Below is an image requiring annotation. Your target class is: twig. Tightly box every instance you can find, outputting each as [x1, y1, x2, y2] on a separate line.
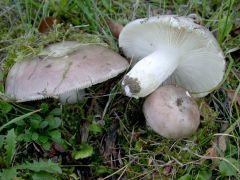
[102, 162, 131, 180]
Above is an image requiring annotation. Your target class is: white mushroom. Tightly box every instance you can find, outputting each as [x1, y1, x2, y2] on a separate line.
[119, 15, 225, 98]
[143, 85, 200, 139]
[6, 41, 129, 103]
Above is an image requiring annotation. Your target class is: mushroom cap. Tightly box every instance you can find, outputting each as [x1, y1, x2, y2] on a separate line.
[119, 15, 225, 97]
[6, 42, 129, 102]
[143, 85, 200, 139]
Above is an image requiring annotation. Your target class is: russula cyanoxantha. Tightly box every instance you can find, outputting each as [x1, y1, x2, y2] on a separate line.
[143, 85, 200, 139]
[5, 41, 129, 103]
[119, 15, 225, 98]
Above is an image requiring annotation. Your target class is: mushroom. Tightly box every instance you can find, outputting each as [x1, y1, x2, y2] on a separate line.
[143, 85, 200, 139]
[119, 15, 225, 98]
[5, 41, 129, 103]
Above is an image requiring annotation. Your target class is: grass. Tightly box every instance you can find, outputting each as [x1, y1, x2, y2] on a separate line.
[0, 0, 239, 179]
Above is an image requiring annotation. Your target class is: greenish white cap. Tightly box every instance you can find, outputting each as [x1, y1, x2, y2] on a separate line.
[119, 15, 225, 98]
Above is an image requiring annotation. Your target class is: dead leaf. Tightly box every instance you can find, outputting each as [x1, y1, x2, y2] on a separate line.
[203, 144, 219, 169]
[53, 143, 65, 153]
[38, 16, 58, 33]
[100, 119, 119, 167]
[226, 89, 240, 106]
[205, 135, 227, 159]
[148, 157, 153, 165]
[106, 18, 123, 39]
[163, 165, 173, 176]
[232, 27, 240, 36]
[79, 119, 89, 143]
[206, 147, 217, 158]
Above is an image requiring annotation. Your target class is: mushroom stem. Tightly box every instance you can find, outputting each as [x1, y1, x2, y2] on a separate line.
[122, 49, 178, 98]
[59, 89, 85, 104]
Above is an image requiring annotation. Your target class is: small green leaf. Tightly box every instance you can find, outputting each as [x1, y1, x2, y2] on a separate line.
[47, 117, 62, 130]
[219, 158, 239, 177]
[31, 132, 39, 141]
[17, 159, 62, 174]
[30, 119, 41, 129]
[39, 135, 48, 144]
[135, 140, 144, 152]
[16, 134, 25, 141]
[40, 120, 49, 129]
[0, 168, 17, 180]
[73, 143, 93, 160]
[23, 129, 34, 142]
[49, 108, 62, 116]
[29, 114, 42, 122]
[0, 101, 12, 114]
[15, 119, 26, 126]
[178, 174, 192, 180]
[5, 129, 17, 166]
[89, 121, 102, 134]
[94, 165, 112, 176]
[22, 131, 32, 142]
[42, 141, 51, 151]
[40, 103, 49, 113]
[195, 170, 212, 180]
[49, 130, 61, 141]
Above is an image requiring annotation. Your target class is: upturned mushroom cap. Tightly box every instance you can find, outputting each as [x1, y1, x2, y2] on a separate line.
[143, 85, 200, 139]
[119, 15, 225, 98]
[5, 42, 129, 102]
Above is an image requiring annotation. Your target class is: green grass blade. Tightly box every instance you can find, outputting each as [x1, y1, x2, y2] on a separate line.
[0, 109, 41, 132]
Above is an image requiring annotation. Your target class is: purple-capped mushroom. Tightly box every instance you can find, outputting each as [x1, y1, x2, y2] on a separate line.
[143, 85, 200, 139]
[6, 41, 129, 103]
